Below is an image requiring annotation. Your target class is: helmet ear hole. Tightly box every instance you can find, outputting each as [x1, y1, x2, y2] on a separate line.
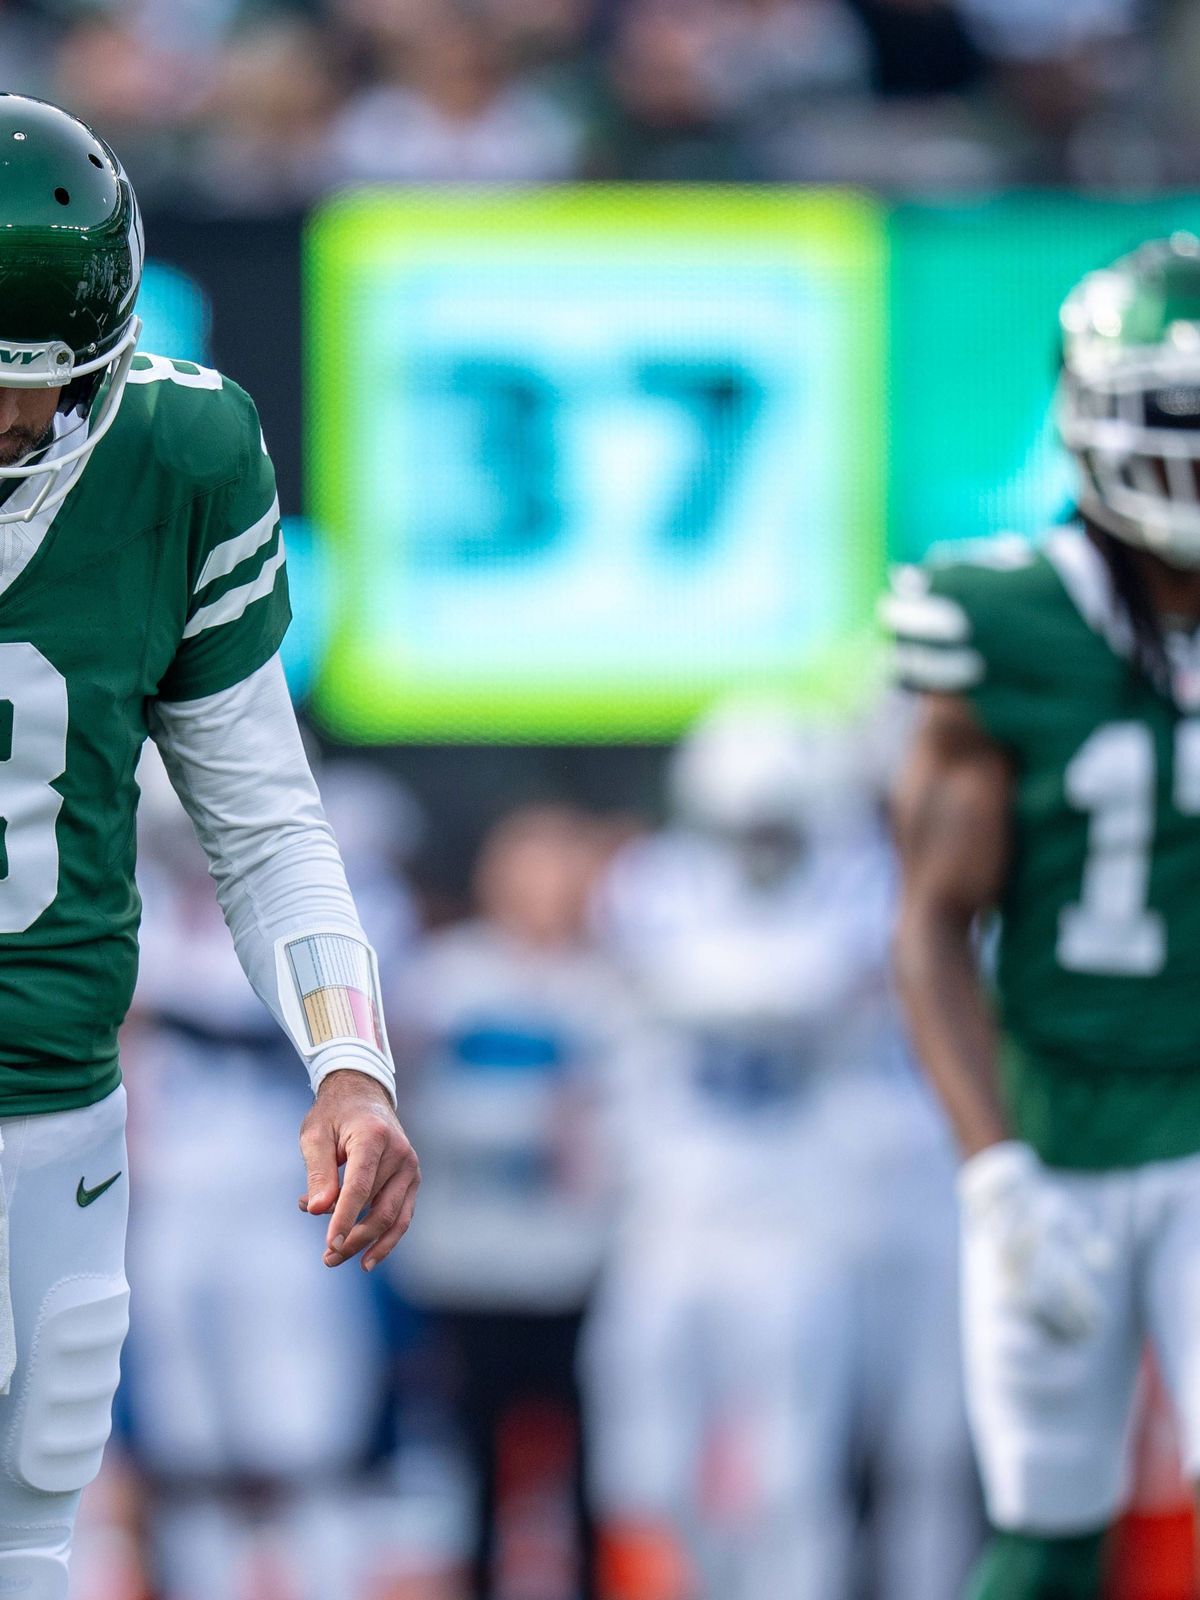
[53, 187, 68, 205]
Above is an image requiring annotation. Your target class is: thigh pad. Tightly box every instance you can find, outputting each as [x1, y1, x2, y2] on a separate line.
[12, 1275, 129, 1494]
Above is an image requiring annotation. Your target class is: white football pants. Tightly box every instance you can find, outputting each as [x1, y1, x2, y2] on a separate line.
[964, 1148, 1200, 1533]
[585, 1074, 976, 1600]
[0, 1086, 129, 1598]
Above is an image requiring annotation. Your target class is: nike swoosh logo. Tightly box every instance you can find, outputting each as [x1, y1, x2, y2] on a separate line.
[76, 1172, 121, 1208]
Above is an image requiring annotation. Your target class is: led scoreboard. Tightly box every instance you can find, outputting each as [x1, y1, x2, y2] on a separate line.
[307, 187, 885, 742]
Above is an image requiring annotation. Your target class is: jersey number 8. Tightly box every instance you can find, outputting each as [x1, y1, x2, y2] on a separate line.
[0, 644, 67, 934]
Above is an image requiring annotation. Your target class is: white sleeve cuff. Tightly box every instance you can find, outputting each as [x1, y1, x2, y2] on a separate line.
[309, 1042, 397, 1106]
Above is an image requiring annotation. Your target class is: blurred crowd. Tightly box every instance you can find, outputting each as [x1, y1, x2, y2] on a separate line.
[67, 697, 982, 1600]
[0, 0, 1195, 206]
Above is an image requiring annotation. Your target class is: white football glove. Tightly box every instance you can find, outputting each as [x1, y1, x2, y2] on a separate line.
[958, 1141, 1114, 1343]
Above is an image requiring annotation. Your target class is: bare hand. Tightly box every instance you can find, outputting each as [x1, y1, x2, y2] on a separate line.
[298, 1070, 420, 1271]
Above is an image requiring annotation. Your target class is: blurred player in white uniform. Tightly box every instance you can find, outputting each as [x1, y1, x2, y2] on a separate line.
[390, 805, 637, 1600]
[115, 751, 418, 1600]
[585, 698, 977, 1600]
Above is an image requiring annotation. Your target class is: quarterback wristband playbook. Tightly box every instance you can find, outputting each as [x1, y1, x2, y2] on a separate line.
[275, 928, 396, 1104]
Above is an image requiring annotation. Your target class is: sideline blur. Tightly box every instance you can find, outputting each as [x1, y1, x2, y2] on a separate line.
[2, 0, 1187, 202]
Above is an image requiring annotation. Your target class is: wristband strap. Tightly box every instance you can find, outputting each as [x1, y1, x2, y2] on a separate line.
[274, 928, 396, 1104]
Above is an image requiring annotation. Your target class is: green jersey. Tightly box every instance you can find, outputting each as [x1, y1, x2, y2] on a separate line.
[887, 525, 1200, 1171]
[0, 353, 289, 1115]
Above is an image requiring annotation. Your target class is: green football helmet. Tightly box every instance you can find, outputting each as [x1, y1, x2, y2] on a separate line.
[1059, 234, 1200, 565]
[0, 94, 142, 525]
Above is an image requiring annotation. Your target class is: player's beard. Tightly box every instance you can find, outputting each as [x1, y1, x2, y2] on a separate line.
[0, 421, 54, 468]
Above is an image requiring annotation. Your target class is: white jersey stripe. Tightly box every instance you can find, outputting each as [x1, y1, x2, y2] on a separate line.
[182, 543, 286, 640]
[195, 494, 280, 592]
[879, 590, 972, 644]
[127, 353, 222, 390]
[892, 642, 984, 691]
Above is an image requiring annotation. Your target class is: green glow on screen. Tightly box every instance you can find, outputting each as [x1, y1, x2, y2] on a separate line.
[307, 187, 887, 744]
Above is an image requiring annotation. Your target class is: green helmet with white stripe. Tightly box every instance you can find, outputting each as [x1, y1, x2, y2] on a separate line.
[0, 95, 142, 525]
[1059, 234, 1200, 566]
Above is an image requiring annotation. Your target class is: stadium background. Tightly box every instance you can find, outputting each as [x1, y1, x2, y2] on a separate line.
[7, 0, 1197, 1597]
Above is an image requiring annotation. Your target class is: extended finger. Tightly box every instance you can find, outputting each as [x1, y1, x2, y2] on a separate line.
[324, 1136, 384, 1257]
[325, 1166, 417, 1265]
[299, 1116, 340, 1217]
[362, 1186, 419, 1272]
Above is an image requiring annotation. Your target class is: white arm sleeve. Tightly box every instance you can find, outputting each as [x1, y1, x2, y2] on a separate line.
[147, 653, 396, 1103]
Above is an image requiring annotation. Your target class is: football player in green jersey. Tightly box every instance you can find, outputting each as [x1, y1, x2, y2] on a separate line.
[886, 234, 1200, 1599]
[0, 95, 420, 1596]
